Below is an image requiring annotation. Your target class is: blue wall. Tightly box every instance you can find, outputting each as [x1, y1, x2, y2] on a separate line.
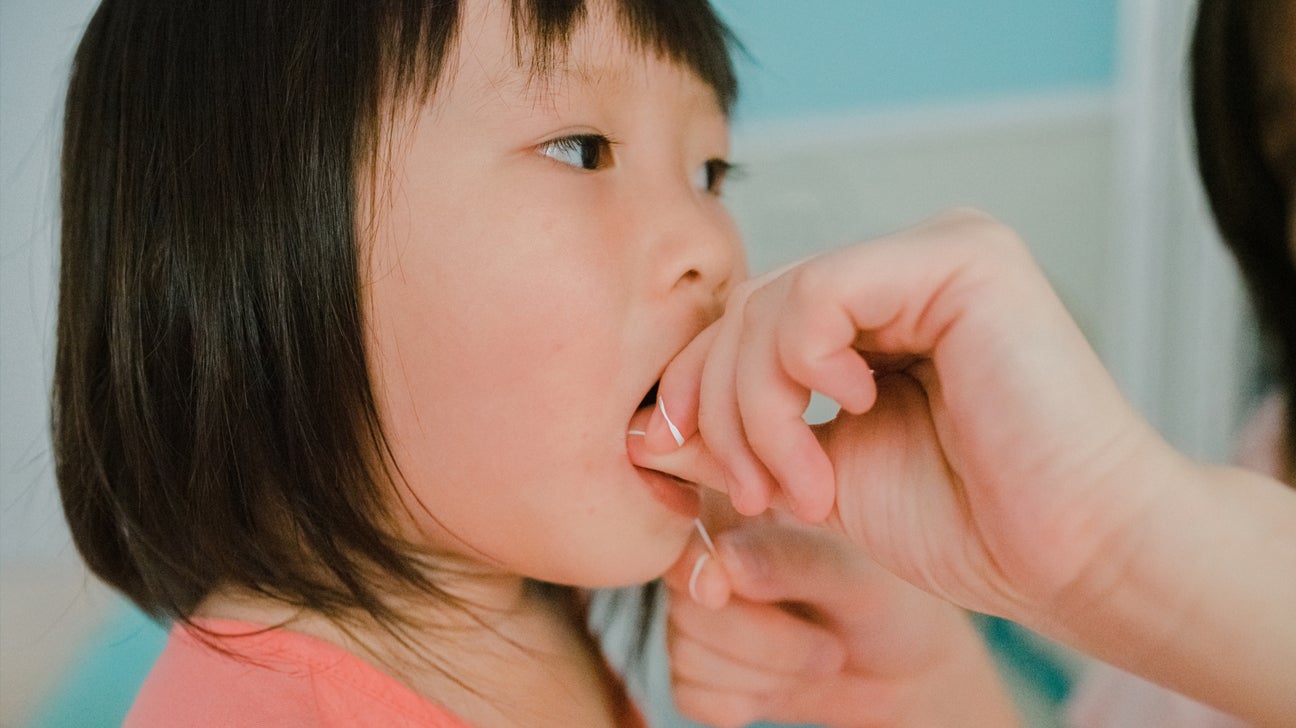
[712, 0, 1119, 122]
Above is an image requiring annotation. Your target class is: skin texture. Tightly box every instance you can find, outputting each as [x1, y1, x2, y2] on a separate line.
[633, 211, 1296, 726]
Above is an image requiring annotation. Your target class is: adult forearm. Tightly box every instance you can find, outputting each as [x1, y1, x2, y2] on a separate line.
[1039, 456, 1296, 726]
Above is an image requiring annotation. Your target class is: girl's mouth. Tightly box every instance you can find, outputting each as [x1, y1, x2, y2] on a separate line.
[638, 380, 660, 411]
[626, 378, 701, 518]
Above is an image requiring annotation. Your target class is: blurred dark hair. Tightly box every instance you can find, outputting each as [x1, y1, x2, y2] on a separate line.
[55, 0, 736, 640]
[1192, 0, 1296, 481]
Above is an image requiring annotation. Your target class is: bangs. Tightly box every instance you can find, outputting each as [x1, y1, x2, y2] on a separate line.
[381, 0, 739, 114]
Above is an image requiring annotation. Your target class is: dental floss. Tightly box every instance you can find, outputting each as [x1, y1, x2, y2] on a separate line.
[693, 518, 717, 557]
[688, 552, 710, 603]
[629, 427, 720, 586]
[689, 519, 718, 603]
[658, 398, 685, 447]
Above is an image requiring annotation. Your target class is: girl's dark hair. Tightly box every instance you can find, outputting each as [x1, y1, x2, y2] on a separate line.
[1192, 0, 1296, 481]
[56, 0, 737, 630]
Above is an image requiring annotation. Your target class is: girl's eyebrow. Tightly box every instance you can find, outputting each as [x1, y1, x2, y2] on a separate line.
[517, 60, 636, 99]
[531, 58, 723, 115]
[508, 61, 638, 112]
[560, 62, 635, 89]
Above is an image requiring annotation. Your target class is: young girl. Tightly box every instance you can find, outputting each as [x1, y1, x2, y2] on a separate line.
[55, 0, 742, 725]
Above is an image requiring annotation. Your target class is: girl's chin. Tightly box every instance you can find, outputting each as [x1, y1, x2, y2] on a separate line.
[561, 530, 694, 590]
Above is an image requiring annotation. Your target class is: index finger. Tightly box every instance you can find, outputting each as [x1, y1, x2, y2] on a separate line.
[642, 324, 719, 454]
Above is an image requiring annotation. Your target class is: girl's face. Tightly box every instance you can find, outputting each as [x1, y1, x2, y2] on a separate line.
[366, 0, 744, 588]
[1254, 1, 1296, 259]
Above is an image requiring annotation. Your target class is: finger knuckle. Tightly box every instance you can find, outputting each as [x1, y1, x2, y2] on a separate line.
[940, 205, 997, 225]
[785, 260, 830, 310]
[927, 210, 1036, 287]
[738, 288, 771, 334]
[946, 210, 1025, 257]
[977, 223, 1029, 263]
[725, 278, 760, 310]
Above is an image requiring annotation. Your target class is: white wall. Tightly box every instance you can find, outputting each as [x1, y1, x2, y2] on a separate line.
[1, 0, 101, 561]
[2, 1, 107, 723]
[729, 92, 1119, 354]
[1109, 0, 1253, 460]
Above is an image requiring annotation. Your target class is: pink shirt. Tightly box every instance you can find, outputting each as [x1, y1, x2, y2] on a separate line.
[126, 619, 646, 727]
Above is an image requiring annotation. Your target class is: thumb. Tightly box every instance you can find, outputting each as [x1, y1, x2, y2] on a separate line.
[717, 522, 876, 608]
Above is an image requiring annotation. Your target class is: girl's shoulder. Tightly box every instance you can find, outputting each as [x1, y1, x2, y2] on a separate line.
[124, 618, 473, 728]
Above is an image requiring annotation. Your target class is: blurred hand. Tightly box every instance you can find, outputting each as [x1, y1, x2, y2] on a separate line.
[663, 519, 1018, 728]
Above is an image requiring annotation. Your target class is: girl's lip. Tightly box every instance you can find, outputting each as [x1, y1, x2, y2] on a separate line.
[627, 406, 698, 518]
[634, 465, 701, 518]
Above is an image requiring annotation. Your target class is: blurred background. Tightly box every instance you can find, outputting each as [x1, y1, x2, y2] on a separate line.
[1, 0, 1256, 725]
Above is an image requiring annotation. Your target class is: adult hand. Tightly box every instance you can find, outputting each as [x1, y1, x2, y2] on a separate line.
[662, 519, 1018, 728]
[636, 210, 1164, 620]
[631, 211, 1296, 725]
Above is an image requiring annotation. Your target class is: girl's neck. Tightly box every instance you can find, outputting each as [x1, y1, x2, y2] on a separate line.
[196, 576, 631, 727]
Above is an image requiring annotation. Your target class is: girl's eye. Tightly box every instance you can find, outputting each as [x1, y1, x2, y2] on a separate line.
[539, 134, 613, 171]
[692, 158, 733, 195]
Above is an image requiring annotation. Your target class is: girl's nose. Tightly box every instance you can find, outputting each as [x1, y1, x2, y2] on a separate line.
[644, 188, 744, 315]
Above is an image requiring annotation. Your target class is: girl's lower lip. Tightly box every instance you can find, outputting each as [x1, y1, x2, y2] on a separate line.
[635, 467, 701, 518]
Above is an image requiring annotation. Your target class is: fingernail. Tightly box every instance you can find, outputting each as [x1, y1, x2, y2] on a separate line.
[657, 397, 685, 447]
[687, 552, 711, 604]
